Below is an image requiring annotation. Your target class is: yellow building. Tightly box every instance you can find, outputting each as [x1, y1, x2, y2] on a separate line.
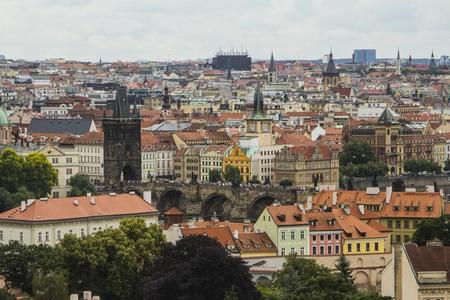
[223, 145, 251, 182]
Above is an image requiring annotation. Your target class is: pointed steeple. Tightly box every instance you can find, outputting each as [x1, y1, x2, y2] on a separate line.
[408, 55, 412, 65]
[325, 51, 337, 74]
[250, 79, 267, 120]
[378, 107, 399, 125]
[429, 51, 437, 69]
[397, 50, 400, 60]
[112, 86, 130, 119]
[268, 52, 276, 73]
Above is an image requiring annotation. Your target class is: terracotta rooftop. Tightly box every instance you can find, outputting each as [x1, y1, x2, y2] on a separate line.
[404, 243, 450, 283]
[234, 232, 277, 254]
[266, 205, 308, 226]
[0, 193, 158, 222]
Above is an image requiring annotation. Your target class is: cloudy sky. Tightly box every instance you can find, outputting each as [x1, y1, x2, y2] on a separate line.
[1, 0, 449, 62]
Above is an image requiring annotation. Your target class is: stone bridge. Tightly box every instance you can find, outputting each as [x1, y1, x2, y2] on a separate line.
[119, 182, 309, 220]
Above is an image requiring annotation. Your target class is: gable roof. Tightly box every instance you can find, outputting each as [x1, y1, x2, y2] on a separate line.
[0, 193, 158, 222]
[404, 243, 450, 283]
[266, 205, 308, 226]
[28, 118, 95, 135]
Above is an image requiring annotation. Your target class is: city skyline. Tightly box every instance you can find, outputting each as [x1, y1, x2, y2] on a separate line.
[1, 0, 450, 61]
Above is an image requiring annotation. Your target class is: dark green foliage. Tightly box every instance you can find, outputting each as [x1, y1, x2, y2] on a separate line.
[0, 149, 57, 211]
[57, 218, 165, 300]
[69, 174, 96, 196]
[224, 165, 242, 187]
[249, 175, 261, 184]
[412, 216, 450, 245]
[0, 289, 15, 300]
[335, 254, 353, 284]
[0, 241, 62, 294]
[259, 256, 387, 300]
[279, 179, 293, 187]
[404, 159, 441, 175]
[392, 179, 405, 192]
[142, 235, 261, 300]
[340, 141, 376, 166]
[32, 272, 68, 300]
[208, 169, 222, 182]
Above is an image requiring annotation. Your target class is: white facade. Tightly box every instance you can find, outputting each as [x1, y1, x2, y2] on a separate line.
[142, 149, 174, 181]
[76, 144, 104, 185]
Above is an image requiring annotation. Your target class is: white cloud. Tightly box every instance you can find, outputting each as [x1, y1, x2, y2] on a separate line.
[0, 0, 449, 61]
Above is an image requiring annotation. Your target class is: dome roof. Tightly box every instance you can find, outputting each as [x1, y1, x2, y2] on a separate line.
[0, 107, 9, 126]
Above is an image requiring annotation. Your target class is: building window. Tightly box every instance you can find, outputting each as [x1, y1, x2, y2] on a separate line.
[52, 158, 58, 164]
[347, 243, 352, 253]
[45, 232, 49, 242]
[38, 232, 42, 242]
[281, 231, 286, 240]
[300, 231, 305, 239]
[320, 246, 324, 255]
[387, 220, 393, 228]
[0, 230, 3, 241]
[320, 235, 324, 241]
[312, 246, 317, 255]
[81, 228, 85, 237]
[374, 242, 379, 251]
[404, 235, 410, 242]
[335, 245, 340, 254]
[290, 247, 296, 254]
[66, 168, 72, 175]
[312, 235, 316, 241]
[66, 157, 72, 163]
[365, 243, 370, 252]
[327, 234, 332, 241]
[413, 220, 419, 229]
[19, 232, 23, 242]
[404, 221, 410, 229]
[395, 235, 401, 243]
[356, 243, 361, 252]
[281, 248, 285, 256]
[52, 191, 59, 198]
[263, 216, 265, 221]
[327, 245, 332, 254]
[395, 220, 401, 229]
[335, 234, 339, 240]
[300, 247, 305, 255]
[57, 231, 61, 241]
[290, 231, 295, 240]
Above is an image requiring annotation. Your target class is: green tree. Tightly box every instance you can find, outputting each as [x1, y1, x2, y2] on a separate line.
[392, 179, 405, 192]
[340, 141, 375, 166]
[279, 179, 293, 187]
[444, 159, 450, 172]
[208, 169, 222, 183]
[0, 148, 25, 193]
[69, 174, 96, 196]
[224, 165, 241, 187]
[57, 218, 165, 299]
[335, 254, 354, 285]
[404, 159, 441, 175]
[32, 272, 68, 300]
[249, 175, 261, 184]
[0, 289, 14, 300]
[412, 216, 450, 246]
[142, 235, 260, 300]
[22, 152, 57, 197]
[0, 241, 61, 294]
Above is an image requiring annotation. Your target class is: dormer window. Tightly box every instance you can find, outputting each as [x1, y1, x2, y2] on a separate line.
[393, 206, 400, 211]
[277, 214, 286, 222]
[293, 214, 302, 221]
[427, 206, 433, 212]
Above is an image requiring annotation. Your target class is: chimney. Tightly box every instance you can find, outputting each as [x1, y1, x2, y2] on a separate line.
[26, 199, 35, 207]
[405, 187, 416, 192]
[358, 204, 365, 215]
[306, 196, 313, 210]
[332, 191, 338, 206]
[20, 201, 26, 212]
[385, 186, 392, 204]
[343, 205, 350, 215]
[86, 192, 92, 197]
[143, 191, 152, 204]
[83, 291, 92, 300]
[233, 229, 239, 239]
[92, 297, 100, 300]
[366, 187, 380, 195]
[70, 295, 79, 300]
[90, 197, 96, 205]
[426, 240, 443, 247]
[297, 203, 305, 213]
[426, 185, 435, 193]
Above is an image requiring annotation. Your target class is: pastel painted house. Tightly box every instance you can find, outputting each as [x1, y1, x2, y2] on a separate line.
[254, 204, 309, 256]
[306, 211, 343, 256]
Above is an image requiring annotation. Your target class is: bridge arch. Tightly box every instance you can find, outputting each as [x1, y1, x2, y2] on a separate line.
[248, 194, 278, 220]
[157, 188, 185, 213]
[202, 193, 232, 220]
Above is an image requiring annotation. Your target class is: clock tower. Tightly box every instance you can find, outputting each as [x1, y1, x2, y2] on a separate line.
[245, 80, 273, 146]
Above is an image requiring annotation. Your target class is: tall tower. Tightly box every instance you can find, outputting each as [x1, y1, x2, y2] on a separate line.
[396, 50, 401, 75]
[322, 50, 339, 89]
[429, 51, 437, 69]
[162, 86, 171, 112]
[103, 86, 142, 186]
[268, 52, 277, 84]
[245, 80, 274, 146]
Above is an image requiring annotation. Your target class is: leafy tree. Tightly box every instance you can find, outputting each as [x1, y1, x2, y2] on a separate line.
[340, 141, 375, 166]
[69, 174, 96, 196]
[444, 159, 450, 172]
[57, 218, 165, 300]
[0, 148, 25, 193]
[412, 216, 450, 245]
[208, 169, 222, 183]
[279, 179, 293, 187]
[142, 235, 260, 300]
[0, 241, 61, 294]
[0, 186, 34, 213]
[0, 289, 14, 300]
[224, 165, 241, 187]
[32, 272, 68, 300]
[22, 152, 57, 197]
[404, 159, 441, 175]
[335, 254, 353, 285]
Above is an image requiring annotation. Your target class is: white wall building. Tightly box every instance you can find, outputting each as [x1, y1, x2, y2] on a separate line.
[0, 193, 159, 246]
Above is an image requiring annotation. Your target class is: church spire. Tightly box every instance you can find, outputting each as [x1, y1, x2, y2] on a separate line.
[268, 52, 276, 72]
[112, 86, 130, 119]
[325, 50, 337, 74]
[250, 79, 267, 119]
[396, 50, 401, 75]
[429, 50, 437, 69]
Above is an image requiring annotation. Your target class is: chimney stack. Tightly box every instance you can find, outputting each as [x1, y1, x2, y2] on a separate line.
[386, 186, 392, 204]
[233, 229, 239, 239]
[143, 191, 152, 204]
[332, 191, 338, 206]
[20, 201, 26, 212]
[83, 291, 92, 300]
[306, 196, 313, 210]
